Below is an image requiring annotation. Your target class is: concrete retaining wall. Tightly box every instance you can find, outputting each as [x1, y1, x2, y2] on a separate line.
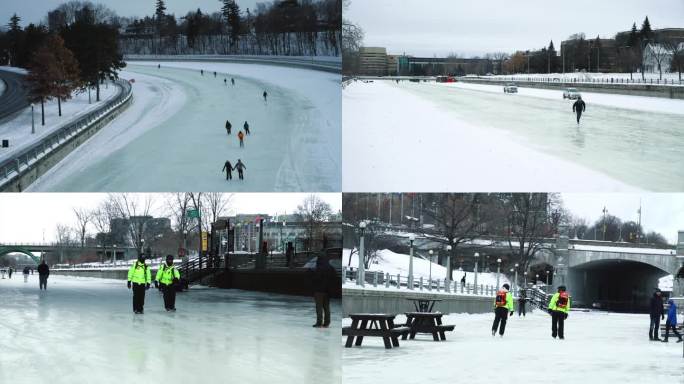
[52, 269, 132, 280]
[342, 287, 503, 316]
[458, 78, 684, 99]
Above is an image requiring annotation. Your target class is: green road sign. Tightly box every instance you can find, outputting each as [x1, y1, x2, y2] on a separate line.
[187, 209, 200, 218]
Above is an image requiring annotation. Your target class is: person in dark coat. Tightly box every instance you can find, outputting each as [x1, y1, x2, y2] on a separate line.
[649, 288, 665, 341]
[263, 91, 268, 102]
[37, 260, 50, 290]
[231, 78, 235, 86]
[224, 78, 227, 86]
[518, 290, 527, 317]
[222, 160, 233, 180]
[662, 299, 683, 343]
[312, 256, 336, 328]
[243, 121, 250, 135]
[460, 273, 466, 288]
[22, 266, 29, 282]
[572, 96, 586, 124]
[7, 267, 12, 279]
[225, 120, 232, 135]
[234, 159, 246, 180]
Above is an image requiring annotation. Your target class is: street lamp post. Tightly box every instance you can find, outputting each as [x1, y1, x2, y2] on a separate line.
[473, 252, 479, 294]
[112, 244, 117, 264]
[428, 249, 434, 287]
[514, 263, 519, 296]
[496, 258, 502, 289]
[30, 104, 35, 134]
[357, 221, 366, 286]
[446, 245, 452, 286]
[408, 234, 415, 290]
[546, 270, 550, 293]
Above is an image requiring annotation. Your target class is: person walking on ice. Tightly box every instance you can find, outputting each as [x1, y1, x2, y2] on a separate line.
[231, 78, 235, 86]
[155, 255, 180, 312]
[37, 259, 50, 290]
[225, 120, 232, 135]
[491, 283, 514, 337]
[661, 299, 683, 343]
[649, 288, 665, 341]
[23, 266, 29, 283]
[572, 96, 586, 124]
[8, 267, 12, 279]
[224, 78, 227, 86]
[234, 159, 246, 180]
[127, 255, 151, 314]
[518, 289, 527, 317]
[238, 131, 245, 148]
[222, 160, 233, 180]
[263, 91, 268, 102]
[549, 285, 571, 339]
[243, 121, 250, 135]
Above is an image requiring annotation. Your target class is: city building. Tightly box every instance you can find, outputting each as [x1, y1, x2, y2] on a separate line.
[359, 47, 388, 76]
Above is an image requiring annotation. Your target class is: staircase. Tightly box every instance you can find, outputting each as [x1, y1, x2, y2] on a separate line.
[524, 287, 551, 313]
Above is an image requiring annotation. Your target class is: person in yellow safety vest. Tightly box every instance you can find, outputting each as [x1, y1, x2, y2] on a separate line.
[491, 283, 515, 337]
[548, 285, 571, 339]
[155, 255, 181, 312]
[127, 255, 151, 314]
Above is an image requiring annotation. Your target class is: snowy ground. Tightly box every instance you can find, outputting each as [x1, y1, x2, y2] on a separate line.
[0, 275, 341, 384]
[0, 84, 118, 163]
[343, 80, 684, 191]
[343, 310, 683, 384]
[30, 61, 340, 192]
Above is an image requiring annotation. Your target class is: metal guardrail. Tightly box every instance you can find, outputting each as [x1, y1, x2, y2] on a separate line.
[0, 80, 133, 188]
[463, 75, 683, 87]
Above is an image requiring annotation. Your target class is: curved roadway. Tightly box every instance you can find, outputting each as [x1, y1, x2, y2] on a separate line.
[0, 70, 29, 122]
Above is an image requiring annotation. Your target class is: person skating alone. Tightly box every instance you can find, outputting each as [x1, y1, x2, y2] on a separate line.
[222, 160, 234, 180]
[238, 131, 245, 148]
[263, 91, 268, 102]
[8, 267, 12, 279]
[572, 96, 586, 124]
[234, 159, 246, 180]
[461, 273, 466, 288]
[37, 260, 49, 290]
[491, 283, 514, 337]
[549, 285, 571, 339]
[23, 266, 29, 283]
[127, 255, 151, 314]
[200, 69, 204, 76]
[213, 71, 217, 77]
[518, 290, 527, 317]
[312, 256, 336, 328]
[225, 120, 232, 135]
[231, 78, 235, 86]
[649, 288, 665, 341]
[224, 78, 227, 86]
[661, 299, 683, 343]
[155, 255, 180, 312]
[243, 121, 250, 135]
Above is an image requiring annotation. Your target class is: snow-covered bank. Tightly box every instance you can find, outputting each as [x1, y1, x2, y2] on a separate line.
[343, 311, 683, 383]
[30, 61, 340, 192]
[0, 274, 341, 384]
[343, 80, 640, 192]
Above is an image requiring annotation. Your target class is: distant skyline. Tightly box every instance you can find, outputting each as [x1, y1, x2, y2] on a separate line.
[346, 0, 684, 57]
[1, 0, 262, 28]
[0, 193, 341, 243]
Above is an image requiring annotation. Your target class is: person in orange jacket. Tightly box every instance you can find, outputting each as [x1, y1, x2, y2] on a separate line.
[238, 130, 245, 148]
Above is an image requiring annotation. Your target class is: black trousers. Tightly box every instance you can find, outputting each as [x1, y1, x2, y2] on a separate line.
[664, 322, 682, 341]
[492, 307, 509, 335]
[649, 314, 662, 339]
[238, 170, 244, 180]
[314, 292, 331, 326]
[518, 301, 526, 316]
[225, 170, 232, 180]
[575, 111, 582, 123]
[162, 284, 177, 310]
[551, 310, 565, 338]
[39, 275, 48, 290]
[132, 283, 146, 313]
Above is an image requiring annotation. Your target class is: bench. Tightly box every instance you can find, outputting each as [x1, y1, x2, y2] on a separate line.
[343, 326, 411, 349]
[402, 312, 455, 341]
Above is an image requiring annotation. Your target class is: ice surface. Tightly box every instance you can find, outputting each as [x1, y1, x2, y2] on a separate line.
[343, 311, 683, 383]
[0, 275, 341, 384]
[29, 61, 340, 192]
[0, 77, 5, 96]
[0, 66, 28, 75]
[343, 80, 684, 191]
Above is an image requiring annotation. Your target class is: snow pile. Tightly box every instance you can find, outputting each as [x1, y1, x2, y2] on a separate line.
[344, 248, 510, 287]
[659, 274, 674, 292]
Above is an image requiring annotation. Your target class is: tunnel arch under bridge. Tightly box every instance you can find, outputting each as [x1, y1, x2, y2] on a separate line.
[0, 246, 42, 264]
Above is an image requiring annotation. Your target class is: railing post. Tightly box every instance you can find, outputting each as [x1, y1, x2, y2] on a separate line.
[419, 276, 423, 290]
[342, 266, 347, 282]
[444, 278, 449, 293]
[385, 272, 390, 288]
[373, 271, 378, 287]
[397, 273, 401, 289]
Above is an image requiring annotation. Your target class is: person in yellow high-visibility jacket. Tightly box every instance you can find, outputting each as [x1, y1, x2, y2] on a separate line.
[491, 284, 515, 337]
[548, 285, 571, 339]
[127, 255, 151, 314]
[155, 255, 181, 312]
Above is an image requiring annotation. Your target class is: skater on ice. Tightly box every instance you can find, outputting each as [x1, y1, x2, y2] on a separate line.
[214, 71, 217, 77]
[311, 255, 336, 328]
[155, 255, 180, 312]
[23, 266, 29, 282]
[244, 121, 250, 135]
[222, 160, 234, 180]
[263, 91, 268, 102]
[518, 290, 527, 317]
[649, 288, 665, 341]
[224, 78, 227, 86]
[37, 260, 49, 290]
[201, 69, 204, 76]
[491, 283, 514, 337]
[225, 120, 232, 135]
[572, 96, 586, 124]
[661, 299, 683, 343]
[8, 266, 12, 279]
[238, 131, 245, 148]
[234, 159, 247, 180]
[127, 255, 151, 314]
[231, 78, 235, 86]
[460, 273, 466, 288]
[548, 285, 570, 339]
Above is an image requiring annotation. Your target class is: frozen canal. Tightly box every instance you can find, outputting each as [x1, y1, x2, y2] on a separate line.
[343, 310, 682, 384]
[31, 61, 340, 192]
[343, 80, 684, 191]
[0, 275, 341, 384]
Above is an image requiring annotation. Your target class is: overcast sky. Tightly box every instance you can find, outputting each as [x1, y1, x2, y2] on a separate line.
[1, 0, 262, 27]
[561, 193, 684, 244]
[346, 0, 684, 57]
[0, 193, 341, 243]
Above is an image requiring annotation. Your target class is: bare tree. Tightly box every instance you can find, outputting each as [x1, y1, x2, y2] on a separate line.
[73, 207, 92, 248]
[109, 194, 155, 253]
[490, 52, 509, 75]
[91, 200, 117, 262]
[667, 41, 684, 82]
[647, 43, 672, 80]
[295, 194, 333, 250]
[165, 193, 195, 249]
[55, 223, 76, 264]
[201, 192, 233, 228]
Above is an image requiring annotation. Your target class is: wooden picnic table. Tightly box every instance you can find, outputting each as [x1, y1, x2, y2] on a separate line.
[406, 298, 442, 312]
[342, 313, 410, 349]
[403, 311, 455, 341]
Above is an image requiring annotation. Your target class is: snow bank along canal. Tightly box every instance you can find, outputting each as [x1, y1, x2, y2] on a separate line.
[30, 61, 340, 192]
[0, 275, 341, 384]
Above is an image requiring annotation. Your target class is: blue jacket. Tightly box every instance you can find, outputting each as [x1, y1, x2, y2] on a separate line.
[666, 299, 678, 325]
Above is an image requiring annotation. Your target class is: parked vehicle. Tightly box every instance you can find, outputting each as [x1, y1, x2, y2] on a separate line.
[563, 87, 581, 99]
[503, 83, 518, 93]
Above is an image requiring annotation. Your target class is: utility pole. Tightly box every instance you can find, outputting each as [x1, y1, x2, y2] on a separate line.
[388, 193, 392, 225]
[637, 201, 642, 244]
[602, 206, 608, 241]
[400, 193, 404, 225]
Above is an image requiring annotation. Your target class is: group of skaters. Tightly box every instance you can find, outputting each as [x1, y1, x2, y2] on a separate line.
[649, 288, 682, 343]
[221, 120, 251, 180]
[127, 254, 180, 314]
[0, 261, 51, 289]
[490, 284, 570, 339]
